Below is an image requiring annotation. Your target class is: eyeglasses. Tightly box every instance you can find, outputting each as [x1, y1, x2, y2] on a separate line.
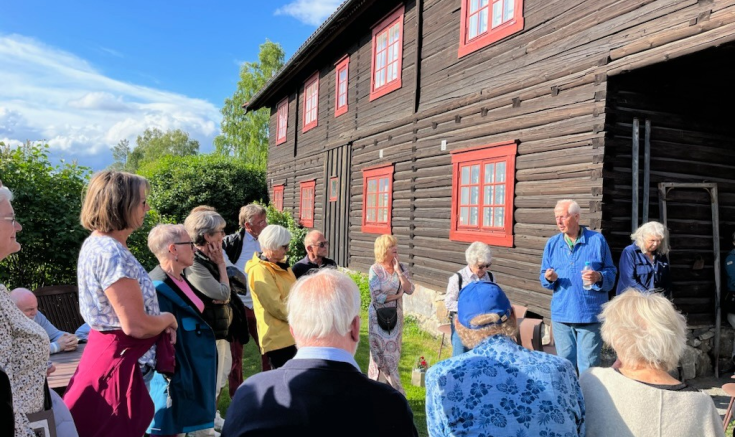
[477, 263, 492, 270]
[281, 245, 290, 251]
[312, 241, 329, 248]
[0, 215, 16, 226]
[174, 241, 196, 249]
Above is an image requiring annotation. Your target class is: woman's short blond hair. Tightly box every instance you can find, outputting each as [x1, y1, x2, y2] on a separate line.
[80, 171, 150, 232]
[148, 224, 188, 259]
[632, 221, 670, 255]
[600, 289, 686, 371]
[184, 210, 226, 246]
[456, 313, 518, 349]
[374, 235, 398, 263]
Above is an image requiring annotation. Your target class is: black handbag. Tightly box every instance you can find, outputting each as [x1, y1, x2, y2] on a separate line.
[374, 280, 400, 333]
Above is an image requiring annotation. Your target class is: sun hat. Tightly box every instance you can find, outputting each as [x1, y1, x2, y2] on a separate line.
[457, 281, 512, 329]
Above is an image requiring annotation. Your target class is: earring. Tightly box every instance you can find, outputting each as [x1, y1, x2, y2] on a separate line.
[175, 255, 179, 262]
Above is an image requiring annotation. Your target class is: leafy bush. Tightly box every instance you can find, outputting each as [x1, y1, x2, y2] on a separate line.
[127, 210, 176, 272]
[139, 154, 267, 232]
[0, 142, 91, 289]
[347, 271, 371, 311]
[260, 203, 307, 266]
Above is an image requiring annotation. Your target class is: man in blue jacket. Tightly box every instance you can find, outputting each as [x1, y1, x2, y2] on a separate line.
[540, 199, 617, 374]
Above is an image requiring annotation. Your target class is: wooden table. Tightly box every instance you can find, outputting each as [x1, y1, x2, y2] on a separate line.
[48, 343, 86, 391]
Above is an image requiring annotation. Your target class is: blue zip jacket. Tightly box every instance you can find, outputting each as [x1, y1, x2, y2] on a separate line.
[540, 227, 617, 323]
[147, 271, 217, 435]
[616, 243, 671, 297]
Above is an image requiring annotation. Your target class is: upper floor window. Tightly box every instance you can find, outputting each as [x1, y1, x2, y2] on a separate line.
[361, 164, 394, 234]
[458, 0, 524, 58]
[369, 5, 404, 101]
[335, 56, 349, 117]
[303, 73, 319, 132]
[450, 141, 517, 247]
[300, 180, 315, 228]
[273, 185, 284, 211]
[276, 98, 288, 145]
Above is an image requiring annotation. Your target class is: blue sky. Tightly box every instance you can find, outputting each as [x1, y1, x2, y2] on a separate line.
[0, 0, 341, 170]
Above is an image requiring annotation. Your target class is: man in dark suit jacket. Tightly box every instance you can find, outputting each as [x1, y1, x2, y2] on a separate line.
[222, 269, 418, 437]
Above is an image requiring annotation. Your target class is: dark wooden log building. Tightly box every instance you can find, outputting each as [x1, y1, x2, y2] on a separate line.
[245, 0, 735, 326]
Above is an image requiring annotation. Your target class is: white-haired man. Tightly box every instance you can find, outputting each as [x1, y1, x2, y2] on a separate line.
[10, 288, 78, 354]
[291, 230, 337, 279]
[540, 199, 616, 374]
[426, 281, 585, 436]
[222, 269, 418, 437]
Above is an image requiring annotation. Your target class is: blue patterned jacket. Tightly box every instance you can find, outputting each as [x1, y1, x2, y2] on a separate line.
[425, 335, 585, 437]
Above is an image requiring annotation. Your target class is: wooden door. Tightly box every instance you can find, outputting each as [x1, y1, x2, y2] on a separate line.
[322, 144, 351, 267]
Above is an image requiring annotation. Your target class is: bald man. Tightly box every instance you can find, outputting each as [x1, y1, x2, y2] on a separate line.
[9, 288, 78, 353]
[291, 230, 337, 279]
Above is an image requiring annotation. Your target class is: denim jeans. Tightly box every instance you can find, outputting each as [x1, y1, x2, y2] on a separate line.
[449, 313, 469, 357]
[551, 321, 602, 374]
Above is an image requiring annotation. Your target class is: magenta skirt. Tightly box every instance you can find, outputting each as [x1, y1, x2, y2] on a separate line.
[63, 329, 157, 437]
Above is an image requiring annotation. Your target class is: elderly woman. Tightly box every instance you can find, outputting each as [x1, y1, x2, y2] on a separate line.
[183, 209, 233, 421]
[616, 221, 672, 297]
[368, 235, 414, 394]
[146, 224, 217, 436]
[444, 241, 495, 356]
[580, 289, 724, 437]
[64, 171, 178, 437]
[0, 181, 49, 437]
[245, 224, 297, 369]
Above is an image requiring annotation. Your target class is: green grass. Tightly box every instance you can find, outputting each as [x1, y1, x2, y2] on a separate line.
[217, 311, 444, 437]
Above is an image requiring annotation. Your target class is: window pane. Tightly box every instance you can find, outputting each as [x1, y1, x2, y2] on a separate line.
[460, 207, 469, 225]
[377, 32, 387, 51]
[492, 0, 502, 27]
[377, 192, 384, 208]
[479, 7, 488, 34]
[471, 165, 480, 184]
[367, 193, 375, 207]
[496, 161, 506, 182]
[495, 185, 505, 205]
[367, 208, 375, 222]
[381, 207, 388, 222]
[470, 0, 480, 12]
[461, 166, 470, 184]
[368, 179, 377, 193]
[484, 185, 494, 205]
[469, 14, 478, 39]
[470, 186, 479, 205]
[483, 207, 492, 227]
[494, 206, 504, 226]
[376, 69, 385, 88]
[469, 207, 478, 226]
[390, 23, 400, 43]
[382, 193, 389, 209]
[461, 187, 469, 205]
[504, 0, 514, 21]
[390, 62, 398, 82]
[484, 163, 495, 183]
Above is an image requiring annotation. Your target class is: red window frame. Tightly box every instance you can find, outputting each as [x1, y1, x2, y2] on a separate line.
[273, 185, 284, 211]
[275, 98, 288, 145]
[329, 177, 339, 202]
[450, 141, 517, 247]
[369, 5, 404, 101]
[361, 164, 394, 234]
[334, 56, 349, 117]
[302, 73, 319, 133]
[299, 180, 316, 228]
[458, 0, 524, 58]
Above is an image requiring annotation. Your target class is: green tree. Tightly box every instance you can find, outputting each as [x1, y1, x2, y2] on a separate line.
[139, 154, 267, 232]
[109, 138, 131, 171]
[215, 40, 285, 169]
[128, 128, 199, 172]
[0, 142, 91, 289]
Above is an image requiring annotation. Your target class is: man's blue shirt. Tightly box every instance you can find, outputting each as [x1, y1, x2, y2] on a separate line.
[539, 227, 617, 323]
[425, 335, 585, 437]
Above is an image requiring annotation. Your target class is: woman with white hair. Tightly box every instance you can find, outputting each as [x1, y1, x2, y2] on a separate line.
[580, 290, 724, 437]
[616, 221, 672, 297]
[444, 241, 495, 356]
[146, 224, 217, 436]
[245, 224, 297, 369]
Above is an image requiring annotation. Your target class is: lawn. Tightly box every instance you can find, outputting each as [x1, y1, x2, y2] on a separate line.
[217, 310, 443, 437]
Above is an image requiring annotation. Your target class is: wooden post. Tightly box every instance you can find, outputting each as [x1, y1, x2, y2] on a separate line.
[632, 118, 640, 232]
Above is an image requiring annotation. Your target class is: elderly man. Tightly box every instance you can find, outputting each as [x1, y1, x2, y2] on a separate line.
[9, 288, 78, 354]
[291, 230, 337, 279]
[426, 281, 585, 436]
[222, 269, 418, 437]
[540, 199, 616, 374]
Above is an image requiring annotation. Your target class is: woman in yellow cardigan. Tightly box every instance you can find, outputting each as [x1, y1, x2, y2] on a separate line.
[245, 224, 297, 369]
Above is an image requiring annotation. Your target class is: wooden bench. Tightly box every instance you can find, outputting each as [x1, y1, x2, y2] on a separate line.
[33, 285, 85, 334]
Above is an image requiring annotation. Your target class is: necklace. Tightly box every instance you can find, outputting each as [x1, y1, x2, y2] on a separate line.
[164, 268, 183, 281]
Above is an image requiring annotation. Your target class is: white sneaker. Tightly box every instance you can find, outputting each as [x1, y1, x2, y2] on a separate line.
[214, 432, 221, 437]
[214, 411, 225, 431]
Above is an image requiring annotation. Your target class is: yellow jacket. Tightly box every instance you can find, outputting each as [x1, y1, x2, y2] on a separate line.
[245, 252, 296, 354]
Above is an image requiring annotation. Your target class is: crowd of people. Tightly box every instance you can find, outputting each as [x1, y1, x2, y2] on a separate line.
[0, 172, 729, 437]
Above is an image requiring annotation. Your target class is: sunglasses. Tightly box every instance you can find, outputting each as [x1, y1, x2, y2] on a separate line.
[174, 241, 196, 249]
[477, 263, 492, 270]
[0, 215, 17, 227]
[312, 241, 329, 248]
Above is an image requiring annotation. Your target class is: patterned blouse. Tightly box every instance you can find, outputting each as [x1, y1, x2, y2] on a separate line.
[426, 335, 585, 437]
[77, 235, 161, 367]
[0, 284, 49, 437]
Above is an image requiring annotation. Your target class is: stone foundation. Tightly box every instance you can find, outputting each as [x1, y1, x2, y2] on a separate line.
[404, 283, 447, 335]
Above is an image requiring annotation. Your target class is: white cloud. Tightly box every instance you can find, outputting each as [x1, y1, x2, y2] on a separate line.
[274, 0, 342, 26]
[0, 34, 221, 169]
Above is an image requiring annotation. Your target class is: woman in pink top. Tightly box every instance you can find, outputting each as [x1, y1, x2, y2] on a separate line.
[146, 224, 218, 436]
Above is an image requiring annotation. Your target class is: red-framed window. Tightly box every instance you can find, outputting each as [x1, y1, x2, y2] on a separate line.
[275, 98, 288, 145]
[273, 185, 284, 211]
[299, 180, 315, 228]
[329, 177, 339, 202]
[369, 5, 404, 101]
[361, 165, 394, 234]
[334, 56, 349, 117]
[450, 141, 517, 247]
[458, 0, 524, 58]
[302, 73, 319, 132]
